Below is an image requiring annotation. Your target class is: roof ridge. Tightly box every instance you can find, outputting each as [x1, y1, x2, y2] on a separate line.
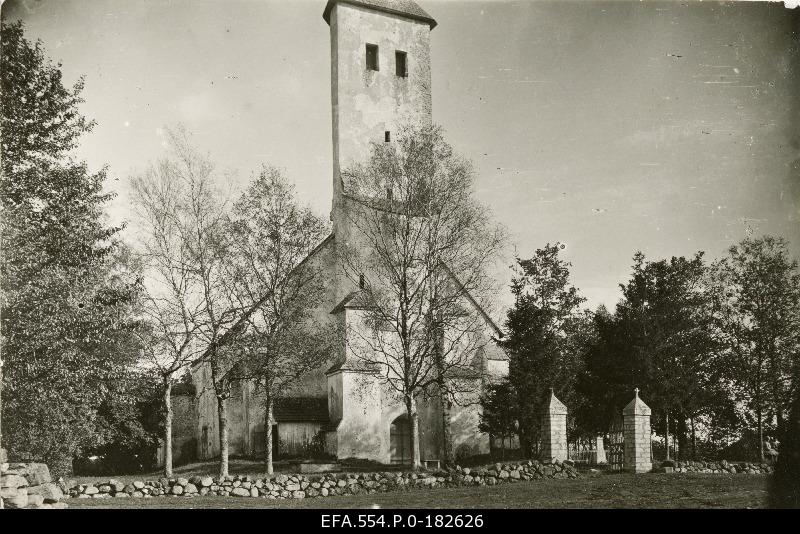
[323, 0, 437, 29]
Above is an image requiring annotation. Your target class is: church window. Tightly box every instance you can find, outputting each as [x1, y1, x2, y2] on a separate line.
[366, 44, 379, 71]
[385, 130, 391, 142]
[395, 51, 407, 78]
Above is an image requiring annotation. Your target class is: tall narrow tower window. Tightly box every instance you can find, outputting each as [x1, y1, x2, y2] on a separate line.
[359, 274, 365, 289]
[395, 51, 407, 77]
[366, 44, 379, 71]
[385, 131, 391, 142]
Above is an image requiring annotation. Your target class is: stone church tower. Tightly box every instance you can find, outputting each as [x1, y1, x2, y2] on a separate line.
[326, 0, 436, 249]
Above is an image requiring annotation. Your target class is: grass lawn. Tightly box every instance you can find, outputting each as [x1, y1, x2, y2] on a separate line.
[67, 472, 769, 509]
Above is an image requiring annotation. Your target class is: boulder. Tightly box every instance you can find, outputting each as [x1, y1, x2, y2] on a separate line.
[1, 486, 21, 499]
[17, 463, 52, 486]
[171, 485, 184, 495]
[26, 494, 45, 508]
[5, 492, 28, 509]
[1, 474, 27, 489]
[83, 485, 99, 495]
[184, 483, 198, 494]
[27, 482, 64, 503]
[200, 476, 213, 488]
[231, 487, 250, 497]
[133, 480, 145, 489]
[176, 477, 189, 487]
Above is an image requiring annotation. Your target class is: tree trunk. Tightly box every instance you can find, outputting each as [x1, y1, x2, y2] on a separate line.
[163, 379, 174, 478]
[665, 410, 671, 461]
[518, 429, 531, 459]
[757, 406, 764, 461]
[441, 396, 453, 467]
[433, 315, 453, 467]
[676, 416, 689, 461]
[218, 395, 229, 479]
[690, 415, 697, 460]
[406, 395, 421, 471]
[265, 393, 274, 475]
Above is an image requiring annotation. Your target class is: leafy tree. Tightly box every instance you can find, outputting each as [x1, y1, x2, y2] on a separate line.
[576, 252, 720, 460]
[340, 123, 506, 469]
[710, 235, 800, 459]
[479, 380, 517, 459]
[499, 243, 585, 457]
[129, 142, 209, 477]
[1, 21, 139, 475]
[228, 166, 332, 474]
[617, 252, 716, 460]
[81, 369, 163, 475]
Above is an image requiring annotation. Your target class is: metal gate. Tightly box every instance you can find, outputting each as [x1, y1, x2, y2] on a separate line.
[607, 417, 625, 471]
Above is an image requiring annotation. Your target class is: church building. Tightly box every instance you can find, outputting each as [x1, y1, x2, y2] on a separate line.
[189, 0, 508, 467]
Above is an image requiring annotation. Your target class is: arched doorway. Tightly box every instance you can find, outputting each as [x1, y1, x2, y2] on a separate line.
[390, 414, 412, 465]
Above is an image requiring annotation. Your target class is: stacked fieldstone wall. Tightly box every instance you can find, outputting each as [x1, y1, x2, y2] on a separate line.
[67, 460, 580, 501]
[1, 461, 69, 509]
[668, 460, 773, 475]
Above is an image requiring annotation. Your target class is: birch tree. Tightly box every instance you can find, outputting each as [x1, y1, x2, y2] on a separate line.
[130, 159, 206, 477]
[228, 167, 332, 474]
[132, 127, 262, 479]
[340, 123, 506, 470]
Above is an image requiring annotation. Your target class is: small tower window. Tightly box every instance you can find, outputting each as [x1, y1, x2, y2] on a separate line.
[366, 44, 379, 71]
[395, 51, 407, 78]
[359, 274, 365, 289]
[385, 131, 391, 142]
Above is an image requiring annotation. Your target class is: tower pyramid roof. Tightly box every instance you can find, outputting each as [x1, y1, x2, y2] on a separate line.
[545, 389, 567, 415]
[623, 388, 652, 416]
[323, 0, 437, 29]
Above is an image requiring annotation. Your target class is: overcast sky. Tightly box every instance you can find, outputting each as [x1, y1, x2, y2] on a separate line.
[4, 0, 800, 312]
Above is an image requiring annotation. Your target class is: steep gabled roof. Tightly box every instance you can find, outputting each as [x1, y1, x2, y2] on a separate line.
[438, 261, 504, 339]
[323, 0, 437, 29]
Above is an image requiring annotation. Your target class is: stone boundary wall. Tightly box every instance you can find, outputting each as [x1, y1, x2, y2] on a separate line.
[667, 460, 773, 474]
[1, 461, 69, 509]
[67, 459, 580, 501]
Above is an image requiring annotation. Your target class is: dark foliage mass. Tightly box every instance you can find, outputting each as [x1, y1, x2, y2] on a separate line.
[1, 21, 157, 476]
[487, 237, 800, 470]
